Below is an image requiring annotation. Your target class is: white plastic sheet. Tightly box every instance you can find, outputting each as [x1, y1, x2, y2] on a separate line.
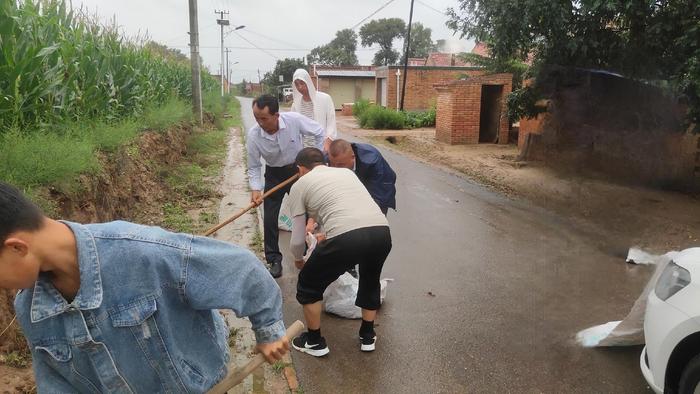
[576, 247, 679, 347]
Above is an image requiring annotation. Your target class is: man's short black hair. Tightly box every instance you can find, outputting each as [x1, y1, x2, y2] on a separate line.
[295, 147, 325, 169]
[252, 94, 279, 114]
[0, 182, 44, 243]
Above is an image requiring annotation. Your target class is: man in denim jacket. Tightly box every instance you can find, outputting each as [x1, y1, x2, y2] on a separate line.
[0, 182, 289, 393]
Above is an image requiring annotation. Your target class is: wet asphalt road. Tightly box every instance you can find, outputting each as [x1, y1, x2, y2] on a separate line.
[238, 97, 653, 393]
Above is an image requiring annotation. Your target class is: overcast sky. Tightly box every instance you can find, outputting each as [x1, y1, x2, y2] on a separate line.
[72, 0, 474, 83]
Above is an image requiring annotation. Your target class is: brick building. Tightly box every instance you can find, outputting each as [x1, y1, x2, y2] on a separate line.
[375, 65, 484, 111]
[434, 73, 513, 145]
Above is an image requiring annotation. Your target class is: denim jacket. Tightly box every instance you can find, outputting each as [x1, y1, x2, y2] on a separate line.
[14, 221, 286, 393]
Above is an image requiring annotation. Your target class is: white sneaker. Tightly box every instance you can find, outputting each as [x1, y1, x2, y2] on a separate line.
[360, 335, 376, 352]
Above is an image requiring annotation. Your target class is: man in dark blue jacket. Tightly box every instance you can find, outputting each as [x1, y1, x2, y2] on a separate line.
[328, 139, 396, 214]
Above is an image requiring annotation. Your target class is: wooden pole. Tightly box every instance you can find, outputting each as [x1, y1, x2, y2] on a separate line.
[203, 173, 299, 236]
[207, 320, 304, 394]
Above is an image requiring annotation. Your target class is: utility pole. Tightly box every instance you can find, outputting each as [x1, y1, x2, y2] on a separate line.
[188, 0, 203, 125]
[257, 69, 263, 94]
[225, 48, 231, 94]
[215, 10, 229, 97]
[399, 0, 415, 111]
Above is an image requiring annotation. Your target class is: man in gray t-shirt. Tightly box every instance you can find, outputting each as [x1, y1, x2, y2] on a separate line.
[287, 148, 392, 357]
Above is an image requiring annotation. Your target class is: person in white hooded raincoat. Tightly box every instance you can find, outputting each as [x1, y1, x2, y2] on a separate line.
[291, 69, 337, 152]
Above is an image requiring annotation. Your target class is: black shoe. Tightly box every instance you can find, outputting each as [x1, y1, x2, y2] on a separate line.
[292, 332, 330, 357]
[359, 335, 376, 352]
[269, 261, 282, 278]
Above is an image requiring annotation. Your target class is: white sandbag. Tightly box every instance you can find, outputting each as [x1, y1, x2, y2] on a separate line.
[277, 193, 292, 231]
[323, 273, 393, 319]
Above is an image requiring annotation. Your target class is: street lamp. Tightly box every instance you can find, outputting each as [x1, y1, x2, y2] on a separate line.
[220, 25, 244, 96]
[224, 25, 245, 37]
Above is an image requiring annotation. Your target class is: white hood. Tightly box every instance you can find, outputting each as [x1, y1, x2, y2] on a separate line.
[292, 68, 317, 103]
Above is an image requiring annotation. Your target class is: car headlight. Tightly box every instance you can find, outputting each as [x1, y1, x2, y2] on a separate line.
[655, 261, 691, 301]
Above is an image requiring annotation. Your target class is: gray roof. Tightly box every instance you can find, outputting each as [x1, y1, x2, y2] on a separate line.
[316, 70, 375, 78]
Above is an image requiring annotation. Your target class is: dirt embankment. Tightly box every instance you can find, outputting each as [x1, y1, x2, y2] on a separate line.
[0, 121, 213, 392]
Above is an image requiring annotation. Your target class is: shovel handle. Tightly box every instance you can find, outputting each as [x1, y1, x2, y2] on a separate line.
[207, 320, 305, 394]
[203, 173, 299, 236]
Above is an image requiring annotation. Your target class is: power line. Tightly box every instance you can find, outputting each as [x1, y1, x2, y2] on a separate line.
[168, 45, 380, 52]
[350, 0, 398, 30]
[415, 0, 446, 15]
[233, 31, 280, 60]
[239, 28, 306, 50]
[163, 22, 217, 45]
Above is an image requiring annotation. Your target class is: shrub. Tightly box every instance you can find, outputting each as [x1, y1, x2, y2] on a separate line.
[404, 107, 436, 128]
[353, 98, 371, 118]
[360, 105, 406, 129]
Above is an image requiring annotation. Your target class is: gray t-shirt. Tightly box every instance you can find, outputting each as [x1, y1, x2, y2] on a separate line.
[288, 165, 388, 239]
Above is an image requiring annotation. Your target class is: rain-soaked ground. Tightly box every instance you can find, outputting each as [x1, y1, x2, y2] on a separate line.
[238, 97, 653, 393]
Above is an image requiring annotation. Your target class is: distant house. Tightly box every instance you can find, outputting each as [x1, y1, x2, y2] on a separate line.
[408, 57, 427, 66]
[309, 65, 376, 109]
[425, 53, 470, 67]
[245, 82, 261, 94]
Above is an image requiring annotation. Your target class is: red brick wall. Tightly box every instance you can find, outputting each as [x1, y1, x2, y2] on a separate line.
[373, 67, 484, 110]
[435, 73, 513, 145]
[385, 68, 485, 111]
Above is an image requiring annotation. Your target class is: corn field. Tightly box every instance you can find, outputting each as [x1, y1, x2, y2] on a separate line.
[0, 0, 215, 133]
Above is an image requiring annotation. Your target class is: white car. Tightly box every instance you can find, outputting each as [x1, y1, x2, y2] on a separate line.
[641, 247, 700, 393]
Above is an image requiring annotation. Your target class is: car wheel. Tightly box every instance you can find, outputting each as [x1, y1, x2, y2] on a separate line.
[679, 354, 700, 394]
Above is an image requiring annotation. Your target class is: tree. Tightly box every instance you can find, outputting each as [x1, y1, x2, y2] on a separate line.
[446, 0, 700, 125]
[144, 41, 189, 64]
[359, 18, 406, 66]
[307, 29, 359, 66]
[404, 22, 436, 59]
[261, 58, 305, 94]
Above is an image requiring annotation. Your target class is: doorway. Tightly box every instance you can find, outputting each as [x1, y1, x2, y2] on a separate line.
[479, 85, 504, 143]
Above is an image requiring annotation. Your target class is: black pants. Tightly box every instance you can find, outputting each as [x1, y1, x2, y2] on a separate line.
[297, 226, 392, 310]
[263, 164, 298, 264]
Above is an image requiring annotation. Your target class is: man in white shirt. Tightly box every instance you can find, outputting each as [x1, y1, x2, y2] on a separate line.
[287, 148, 392, 356]
[248, 95, 325, 278]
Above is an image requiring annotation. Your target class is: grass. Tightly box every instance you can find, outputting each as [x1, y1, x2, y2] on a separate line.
[158, 93, 242, 234]
[250, 227, 264, 255]
[0, 351, 31, 369]
[143, 99, 193, 132]
[164, 164, 212, 201]
[0, 130, 99, 189]
[0, 96, 193, 191]
[162, 202, 194, 233]
[227, 327, 240, 348]
[271, 361, 290, 374]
